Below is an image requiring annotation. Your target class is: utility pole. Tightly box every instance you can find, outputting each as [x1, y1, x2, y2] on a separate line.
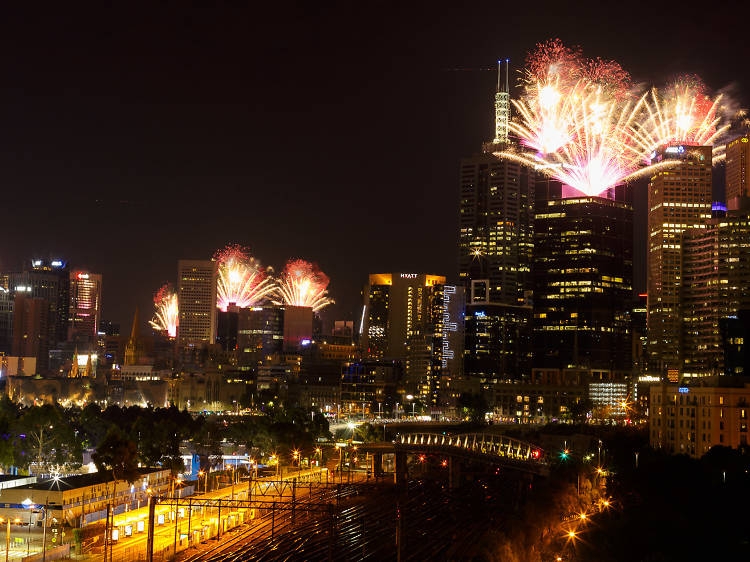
[146, 495, 156, 562]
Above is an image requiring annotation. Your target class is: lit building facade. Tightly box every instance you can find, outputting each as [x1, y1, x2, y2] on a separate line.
[647, 145, 713, 378]
[361, 273, 463, 406]
[69, 270, 102, 343]
[650, 379, 750, 457]
[177, 259, 217, 354]
[681, 206, 750, 376]
[458, 153, 535, 306]
[726, 135, 750, 210]
[533, 180, 633, 375]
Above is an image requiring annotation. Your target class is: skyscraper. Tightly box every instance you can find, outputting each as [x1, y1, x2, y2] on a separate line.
[458, 156, 535, 306]
[459, 61, 535, 397]
[361, 273, 463, 406]
[533, 180, 633, 375]
[726, 135, 750, 210]
[682, 205, 750, 376]
[69, 270, 102, 343]
[12, 292, 49, 370]
[9, 258, 70, 347]
[177, 259, 217, 355]
[647, 145, 713, 378]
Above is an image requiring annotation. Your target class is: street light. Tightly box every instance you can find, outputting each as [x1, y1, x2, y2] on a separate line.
[406, 394, 415, 418]
[1, 517, 22, 562]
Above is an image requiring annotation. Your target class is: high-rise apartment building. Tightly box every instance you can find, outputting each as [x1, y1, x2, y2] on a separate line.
[69, 271, 102, 343]
[177, 259, 217, 354]
[726, 135, 750, 210]
[533, 180, 633, 375]
[361, 273, 463, 406]
[647, 145, 713, 378]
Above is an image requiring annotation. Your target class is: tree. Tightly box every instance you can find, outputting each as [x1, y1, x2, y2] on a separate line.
[14, 405, 81, 473]
[458, 392, 489, 423]
[92, 427, 140, 486]
[190, 421, 224, 473]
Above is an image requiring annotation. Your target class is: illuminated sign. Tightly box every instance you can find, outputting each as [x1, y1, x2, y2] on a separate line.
[678, 387, 689, 394]
[32, 260, 42, 267]
[51, 260, 64, 267]
[76, 273, 90, 279]
[665, 145, 685, 154]
[475, 311, 486, 318]
[441, 286, 457, 368]
[300, 339, 311, 346]
[400, 273, 418, 279]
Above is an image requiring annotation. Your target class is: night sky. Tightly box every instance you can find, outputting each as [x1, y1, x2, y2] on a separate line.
[2, 2, 748, 331]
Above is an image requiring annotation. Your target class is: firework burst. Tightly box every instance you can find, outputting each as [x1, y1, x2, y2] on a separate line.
[628, 76, 731, 163]
[503, 40, 681, 197]
[149, 284, 178, 338]
[273, 259, 334, 312]
[214, 244, 276, 311]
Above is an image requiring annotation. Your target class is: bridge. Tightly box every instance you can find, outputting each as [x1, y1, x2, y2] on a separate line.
[359, 432, 548, 487]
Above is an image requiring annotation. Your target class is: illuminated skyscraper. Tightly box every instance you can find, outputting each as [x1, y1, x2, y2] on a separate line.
[726, 135, 750, 211]
[459, 155, 535, 306]
[682, 206, 750, 376]
[533, 180, 633, 376]
[177, 259, 217, 354]
[361, 273, 463, 406]
[69, 270, 102, 343]
[647, 145, 713, 378]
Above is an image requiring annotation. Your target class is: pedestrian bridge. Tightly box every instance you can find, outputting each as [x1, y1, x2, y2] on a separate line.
[360, 432, 548, 480]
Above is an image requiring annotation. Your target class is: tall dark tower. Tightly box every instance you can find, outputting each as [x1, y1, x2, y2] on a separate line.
[532, 181, 633, 378]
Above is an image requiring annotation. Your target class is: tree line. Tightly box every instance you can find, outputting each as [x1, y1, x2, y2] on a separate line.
[0, 396, 331, 476]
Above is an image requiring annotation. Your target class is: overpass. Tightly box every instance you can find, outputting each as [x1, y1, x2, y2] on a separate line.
[359, 432, 548, 487]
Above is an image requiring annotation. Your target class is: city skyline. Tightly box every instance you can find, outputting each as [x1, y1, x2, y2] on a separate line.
[2, 4, 749, 330]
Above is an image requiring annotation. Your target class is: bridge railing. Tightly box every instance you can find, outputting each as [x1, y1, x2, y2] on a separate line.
[396, 433, 545, 464]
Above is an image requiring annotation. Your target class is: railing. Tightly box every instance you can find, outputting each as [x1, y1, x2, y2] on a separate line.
[396, 433, 545, 463]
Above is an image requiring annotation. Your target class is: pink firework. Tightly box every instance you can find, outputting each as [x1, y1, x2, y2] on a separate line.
[273, 259, 333, 312]
[214, 244, 276, 310]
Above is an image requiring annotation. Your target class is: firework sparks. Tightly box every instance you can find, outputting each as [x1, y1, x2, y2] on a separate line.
[215, 244, 276, 311]
[273, 259, 334, 312]
[628, 76, 731, 163]
[504, 40, 678, 197]
[149, 284, 178, 338]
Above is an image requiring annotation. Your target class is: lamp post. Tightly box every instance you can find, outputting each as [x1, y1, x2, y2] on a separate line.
[1, 517, 21, 562]
[406, 395, 415, 418]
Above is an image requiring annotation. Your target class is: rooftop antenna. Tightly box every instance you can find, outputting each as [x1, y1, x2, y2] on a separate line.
[493, 58, 510, 144]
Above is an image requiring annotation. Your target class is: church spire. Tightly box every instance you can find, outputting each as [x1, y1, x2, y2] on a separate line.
[124, 307, 142, 366]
